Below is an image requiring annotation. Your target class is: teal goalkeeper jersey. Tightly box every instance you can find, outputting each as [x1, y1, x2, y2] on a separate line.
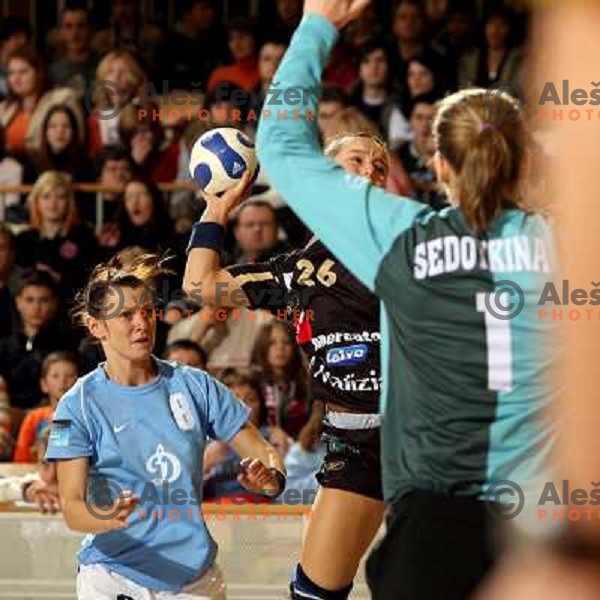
[257, 15, 559, 505]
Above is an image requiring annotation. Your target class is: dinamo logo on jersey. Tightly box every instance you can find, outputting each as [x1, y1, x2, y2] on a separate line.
[326, 344, 369, 366]
[146, 443, 182, 485]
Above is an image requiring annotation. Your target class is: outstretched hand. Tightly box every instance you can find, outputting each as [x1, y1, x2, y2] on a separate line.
[201, 170, 254, 224]
[303, 0, 371, 30]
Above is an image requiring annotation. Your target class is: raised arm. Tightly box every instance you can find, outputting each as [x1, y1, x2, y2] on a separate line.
[256, 2, 425, 291]
[183, 172, 252, 308]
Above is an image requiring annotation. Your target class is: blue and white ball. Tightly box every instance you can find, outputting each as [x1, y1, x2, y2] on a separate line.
[189, 127, 259, 195]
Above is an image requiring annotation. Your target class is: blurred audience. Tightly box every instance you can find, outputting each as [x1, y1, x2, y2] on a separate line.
[164, 339, 207, 370]
[250, 321, 310, 439]
[0, 17, 32, 101]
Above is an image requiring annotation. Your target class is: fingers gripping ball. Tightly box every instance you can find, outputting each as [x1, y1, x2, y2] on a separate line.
[189, 127, 260, 195]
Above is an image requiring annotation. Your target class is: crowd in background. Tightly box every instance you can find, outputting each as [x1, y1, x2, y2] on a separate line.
[0, 0, 533, 503]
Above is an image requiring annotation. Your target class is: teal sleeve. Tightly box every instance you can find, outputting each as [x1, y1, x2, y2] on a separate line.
[256, 14, 426, 291]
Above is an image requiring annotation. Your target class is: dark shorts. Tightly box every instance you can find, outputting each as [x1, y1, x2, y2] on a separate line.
[315, 421, 383, 501]
[366, 491, 503, 600]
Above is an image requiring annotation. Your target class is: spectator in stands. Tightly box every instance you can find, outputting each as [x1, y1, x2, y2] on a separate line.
[396, 93, 446, 209]
[0, 124, 25, 222]
[13, 351, 78, 463]
[15, 171, 97, 300]
[164, 339, 207, 370]
[0, 17, 32, 101]
[0, 224, 21, 341]
[84, 144, 135, 227]
[250, 321, 310, 439]
[317, 84, 349, 142]
[430, 1, 477, 87]
[272, 0, 303, 42]
[49, 4, 98, 93]
[88, 50, 148, 155]
[391, 0, 430, 77]
[231, 200, 287, 264]
[203, 369, 291, 499]
[0, 46, 49, 157]
[118, 102, 179, 183]
[27, 104, 92, 182]
[156, 0, 228, 91]
[351, 39, 410, 149]
[92, 0, 163, 70]
[207, 18, 260, 93]
[457, 6, 524, 89]
[0, 269, 76, 411]
[398, 53, 445, 119]
[0, 46, 83, 158]
[98, 178, 175, 255]
[246, 37, 288, 123]
[343, 3, 383, 51]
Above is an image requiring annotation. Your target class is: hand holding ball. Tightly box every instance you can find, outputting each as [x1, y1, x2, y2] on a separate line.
[189, 127, 259, 195]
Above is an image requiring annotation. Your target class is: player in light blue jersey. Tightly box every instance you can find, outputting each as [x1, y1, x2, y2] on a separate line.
[255, 1, 560, 599]
[46, 250, 286, 599]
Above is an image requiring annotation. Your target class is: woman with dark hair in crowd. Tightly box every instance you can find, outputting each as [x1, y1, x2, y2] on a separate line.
[250, 321, 310, 440]
[350, 39, 410, 149]
[457, 6, 524, 89]
[118, 101, 180, 183]
[97, 178, 175, 256]
[27, 104, 92, 181]
[15, 170, 97, 301]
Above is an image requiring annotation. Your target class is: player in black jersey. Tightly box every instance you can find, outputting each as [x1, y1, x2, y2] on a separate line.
[184, 133, 391, 599]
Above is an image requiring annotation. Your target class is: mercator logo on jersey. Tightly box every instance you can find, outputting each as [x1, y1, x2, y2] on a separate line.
[146, 444, 181, 485]
[326, 344, 369, 366]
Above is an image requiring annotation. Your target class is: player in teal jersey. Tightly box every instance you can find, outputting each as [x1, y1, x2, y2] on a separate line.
[46, 250, 286, 599]
[255, 1, 559, 598]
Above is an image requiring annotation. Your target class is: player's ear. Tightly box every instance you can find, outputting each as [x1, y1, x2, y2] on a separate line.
[87, 316, 108, 341]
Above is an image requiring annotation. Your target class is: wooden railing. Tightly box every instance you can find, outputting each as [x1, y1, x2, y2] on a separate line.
[0, 181, 198, 232]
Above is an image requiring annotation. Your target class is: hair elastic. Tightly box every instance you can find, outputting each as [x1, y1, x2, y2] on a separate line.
[480, 122, 497, 133]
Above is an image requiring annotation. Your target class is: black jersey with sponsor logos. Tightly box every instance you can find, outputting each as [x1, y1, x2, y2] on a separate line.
[227, 239, 380, 413]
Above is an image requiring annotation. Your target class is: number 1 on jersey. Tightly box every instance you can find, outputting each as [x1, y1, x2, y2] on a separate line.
[476, 293, 513, 392]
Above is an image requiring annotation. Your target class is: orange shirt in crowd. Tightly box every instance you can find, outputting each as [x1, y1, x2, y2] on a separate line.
[207, 57, 260, 92]
[5, 110, 30, 154]
[13, 405, 53, 463]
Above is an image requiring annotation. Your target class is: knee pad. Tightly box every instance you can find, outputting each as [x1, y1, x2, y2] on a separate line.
[289, 563, 353, 600]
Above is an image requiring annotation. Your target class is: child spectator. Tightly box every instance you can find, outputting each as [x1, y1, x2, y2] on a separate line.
[15, 171, 97, 300]
[13, 351, 78, 463]
[250, 322, 310, 439]
[27, 104, 92, 181]
[0, 269, 76, 410]
[207, 18, 259, 93]
[164, 339, 207, 370]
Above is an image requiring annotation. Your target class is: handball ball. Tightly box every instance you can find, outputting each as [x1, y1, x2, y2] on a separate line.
[189, 127, 259, 195]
